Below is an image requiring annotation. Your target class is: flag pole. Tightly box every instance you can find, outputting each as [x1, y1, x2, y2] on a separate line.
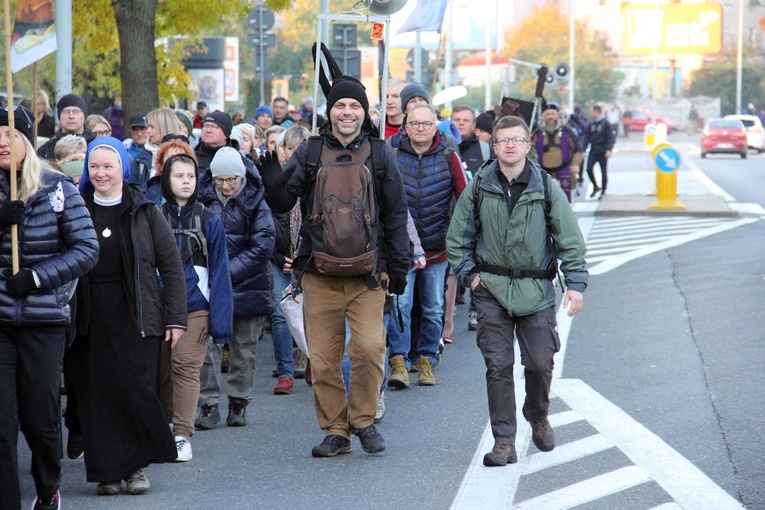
[32, 62, 38, 150]
[3, 0, 20, 273]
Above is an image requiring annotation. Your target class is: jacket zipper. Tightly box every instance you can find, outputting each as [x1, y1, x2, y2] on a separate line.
[132, 208, 146, 338]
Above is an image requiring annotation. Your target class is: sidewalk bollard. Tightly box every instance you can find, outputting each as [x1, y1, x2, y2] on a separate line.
[649, 142, 685, 211]
[644, 124, 656, 149]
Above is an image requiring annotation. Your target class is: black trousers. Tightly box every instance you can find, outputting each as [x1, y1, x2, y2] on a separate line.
[472, 287, 560, 445]
[586, 151, 609, 191]
[0, 326, 65, 509]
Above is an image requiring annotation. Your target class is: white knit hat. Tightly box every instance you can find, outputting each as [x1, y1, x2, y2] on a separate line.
[210, 146, 246, 178]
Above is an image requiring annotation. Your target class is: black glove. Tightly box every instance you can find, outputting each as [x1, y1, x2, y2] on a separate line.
[255, 150, 292, 189]
[0, 200, 25, 227]
[388, 271, 408, 296]
[5, 269, 37, 298]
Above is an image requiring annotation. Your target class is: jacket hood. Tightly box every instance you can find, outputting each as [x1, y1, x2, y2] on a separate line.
[79, 136, 131, 194]
[160, 153, 199, 207]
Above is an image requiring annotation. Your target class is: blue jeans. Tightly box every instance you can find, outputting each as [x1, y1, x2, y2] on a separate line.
[387, 260, 447, 368]
[270, 262, 294, 378]
[343, 314, 391, 395]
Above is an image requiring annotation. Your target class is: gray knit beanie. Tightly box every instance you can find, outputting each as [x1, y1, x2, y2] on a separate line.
[210, 147, 246, 178]
[400, 82, 430, 113]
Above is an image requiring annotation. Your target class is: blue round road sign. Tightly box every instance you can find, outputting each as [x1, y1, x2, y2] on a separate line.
[654, 146, 681, 173]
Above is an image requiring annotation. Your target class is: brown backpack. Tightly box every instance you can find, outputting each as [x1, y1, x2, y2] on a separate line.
[305, 137, 382, 276]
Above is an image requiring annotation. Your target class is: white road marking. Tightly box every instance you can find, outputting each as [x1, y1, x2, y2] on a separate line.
[513, 466, 651, 510]
[524, 434, 614, 475]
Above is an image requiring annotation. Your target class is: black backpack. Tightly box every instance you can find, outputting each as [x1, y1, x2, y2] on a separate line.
[163, 202, 209, 269]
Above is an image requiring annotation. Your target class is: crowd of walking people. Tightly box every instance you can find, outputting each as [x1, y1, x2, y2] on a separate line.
[1, 76, 590, 509]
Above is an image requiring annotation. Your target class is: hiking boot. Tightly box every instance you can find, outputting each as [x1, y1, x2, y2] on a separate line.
[32, 490, 61, 509]
[66, 433, 83, 459]
[273, 376, 294, 395]
[221, 344, 230, 374]
[483, 443, 518, 467]
[524, 407, 555, 452]
[294, 347, 306, 379]
[124, 469, 150, 495]
[417, 357, 437, 386]
[374, 392, 386, 424]
[305, 358, 313, 386]
[95, 481, 121, 496]
[311, 434, 352, 457]
[387, 355, 409, 389]
[226, 397, 248, 427]
[195, 403, 220, 430]
[174, 436, 192, 462]
[351, 424, 386, 454]
[467, 311, 479, 331]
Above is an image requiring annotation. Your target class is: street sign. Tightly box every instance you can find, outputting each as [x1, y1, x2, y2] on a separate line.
[332, 24, 357, 49]
[247, 8, 275, 30]
[652, 143, 681, 173]
[406, 48, 428, 68]
[622, 2, 722, 55]
[330, 49, 361, 80]
[247, 33, 276, 49]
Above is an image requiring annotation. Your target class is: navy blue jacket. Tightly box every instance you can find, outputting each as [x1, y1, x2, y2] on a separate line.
[128, 147, 153, 185]
[0, 170, 99, 326]
[197, 168, 275, 318]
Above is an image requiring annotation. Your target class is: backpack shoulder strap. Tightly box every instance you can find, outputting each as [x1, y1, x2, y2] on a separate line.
[305, 136, 324, 172]
[369, 137, 386, 173]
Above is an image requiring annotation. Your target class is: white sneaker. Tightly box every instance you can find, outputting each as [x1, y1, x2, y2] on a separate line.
[374, 392, 385, 424]
[175, 436, 192, 462]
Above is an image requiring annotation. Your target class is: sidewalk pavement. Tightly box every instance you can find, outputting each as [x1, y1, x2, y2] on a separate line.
[570, 133, 761, 218]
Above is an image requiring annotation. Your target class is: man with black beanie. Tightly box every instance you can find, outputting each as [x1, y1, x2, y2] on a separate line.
[37, 93, 95, 160]
[255, 75, 410, 459]
[195, 110, 254, 173]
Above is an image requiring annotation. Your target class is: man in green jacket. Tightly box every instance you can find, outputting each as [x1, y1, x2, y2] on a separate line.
[446, 115, 588, 467]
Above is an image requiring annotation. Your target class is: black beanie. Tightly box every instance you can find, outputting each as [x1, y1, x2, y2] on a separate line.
[475, 112, 494, 134]
[326, 76, 369, 117]
[203, 110, 233, 139]
[0, 105, 35, 143]
[56, 93, 88, 119]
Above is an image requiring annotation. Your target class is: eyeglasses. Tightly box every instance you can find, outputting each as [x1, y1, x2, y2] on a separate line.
[494, 137, 528, 147]
[60, 108, 83, 117]
[407, 121, 436, 130]
[214, 176, 240, 186]
[93, 129, 112, 137]
[203, 123, 221, 131]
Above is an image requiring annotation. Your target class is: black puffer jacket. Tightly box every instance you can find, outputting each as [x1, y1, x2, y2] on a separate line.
[198, 167, 275, 317]
[37, 128, 96, 161]
[0, 170, 99, 326]
[76, 184, 188, 337]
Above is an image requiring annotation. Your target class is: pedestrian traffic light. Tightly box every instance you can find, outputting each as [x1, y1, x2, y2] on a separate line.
[554, 62, 570, 84]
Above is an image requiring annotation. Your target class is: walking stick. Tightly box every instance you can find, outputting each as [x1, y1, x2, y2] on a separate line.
[4, 0, 20, 273]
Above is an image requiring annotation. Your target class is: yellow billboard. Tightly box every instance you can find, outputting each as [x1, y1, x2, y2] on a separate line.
[622, 2, 723, 55]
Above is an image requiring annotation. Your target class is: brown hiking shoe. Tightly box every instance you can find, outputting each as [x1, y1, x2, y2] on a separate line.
[483, 443, 517, 466]
[388, 355, 410, 389]
[529, 418, 555, 452]
[417, 357, 437, 386]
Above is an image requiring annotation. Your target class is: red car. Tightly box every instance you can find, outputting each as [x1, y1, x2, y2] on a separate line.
[701, 118, 748, 159]
[624, 109, 677, 133]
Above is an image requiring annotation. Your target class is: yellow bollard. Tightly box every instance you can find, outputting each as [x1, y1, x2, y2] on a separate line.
[644, 124, 656, 149]
[649, 142, 685, 210]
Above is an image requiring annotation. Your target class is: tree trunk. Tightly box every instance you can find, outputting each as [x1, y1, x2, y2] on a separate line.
[113, 0, 159, 122]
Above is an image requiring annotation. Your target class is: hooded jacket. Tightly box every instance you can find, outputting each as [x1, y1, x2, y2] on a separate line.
[0, 169, 99, 326]
[159, 156, 233, 344]
[37, 128, 96, 161]
[197, 166, 275, 318]
[264, 123, 411, 282]
[77, 137, 187, 336]
[195, 141, 256, 175]
[446, 158, 588, 316]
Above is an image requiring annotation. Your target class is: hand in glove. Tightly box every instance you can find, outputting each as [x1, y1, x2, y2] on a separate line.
[0, 200, 25, 227]
[255, 150, 293, 189]
[388, 271, 408, 296]
[5, 269, 38, 298]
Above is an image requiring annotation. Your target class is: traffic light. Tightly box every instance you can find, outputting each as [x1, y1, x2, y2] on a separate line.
[554, 62, 570, 84]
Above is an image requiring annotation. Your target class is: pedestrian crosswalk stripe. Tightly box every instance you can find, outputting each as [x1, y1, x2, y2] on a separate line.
[648, 503, 684, 510]
[524, 434, 614, 475]
[514, 466, 651, 510]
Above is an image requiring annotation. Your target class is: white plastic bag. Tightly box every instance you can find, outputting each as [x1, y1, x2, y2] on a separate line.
[281, 284, 309, 358]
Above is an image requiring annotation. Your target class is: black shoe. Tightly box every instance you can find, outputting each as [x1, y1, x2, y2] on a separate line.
[66, 433, 83, 459]
[195, 403, 220, 430]
[226, 397, 248, 427]
[589, 186, 601, 198]
[598, 190, 606, 200]
[351, 424, 386, 454]
[32, 490, 60, 510]
[483, 443, 518, 466]
[311, 434, 352, 457]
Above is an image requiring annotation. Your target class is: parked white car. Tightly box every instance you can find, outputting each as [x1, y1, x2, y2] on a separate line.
[723, 115, 765, 153]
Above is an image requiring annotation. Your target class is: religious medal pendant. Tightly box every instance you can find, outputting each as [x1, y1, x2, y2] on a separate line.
[102, 227, 112, 238]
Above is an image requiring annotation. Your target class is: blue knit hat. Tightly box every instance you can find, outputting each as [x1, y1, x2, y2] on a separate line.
[255, 105, 274, 120]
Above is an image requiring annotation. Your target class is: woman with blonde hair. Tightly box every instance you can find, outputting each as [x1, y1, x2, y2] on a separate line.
[237, 123, 257, 158]
[85, 115, 112, 138]
[34, 89, 55, 138]
[129, 107, 183, 185]
[0, 105, 99, 509]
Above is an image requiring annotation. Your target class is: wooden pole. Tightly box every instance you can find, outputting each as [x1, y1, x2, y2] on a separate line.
[32, 62, 38, 149]
[3, 0, 21, 274]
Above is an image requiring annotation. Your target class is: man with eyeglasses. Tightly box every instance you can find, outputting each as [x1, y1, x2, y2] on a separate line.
[37, 93, 95, 160]
[447, 115, 587, 468]
[387, 104, 468, 388]
[195, 110, 255, 174]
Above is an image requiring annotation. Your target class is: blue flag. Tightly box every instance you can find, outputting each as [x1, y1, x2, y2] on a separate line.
[397, 0, 449, 34]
